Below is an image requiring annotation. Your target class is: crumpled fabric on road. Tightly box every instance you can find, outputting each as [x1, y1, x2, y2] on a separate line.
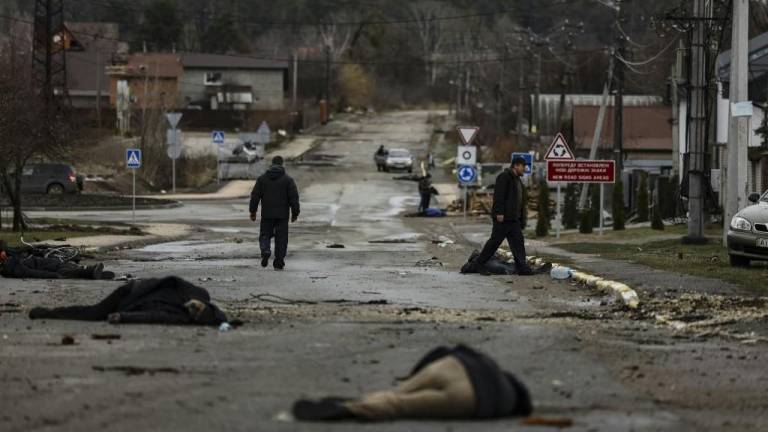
[460, 250, 551, 276]
[28, 276, 228, 326]
[1, 253, 114, 280]
[292, 344, 532, 421]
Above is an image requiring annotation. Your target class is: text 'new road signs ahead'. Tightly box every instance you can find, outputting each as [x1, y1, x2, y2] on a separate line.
[457, 165, 477, 184]
[126, 149, 141, 169]
[547, 160, 615, 183]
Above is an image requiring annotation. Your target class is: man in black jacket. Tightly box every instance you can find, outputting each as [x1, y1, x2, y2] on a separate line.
[249, 156, 300, 270]
[418, 174, 434, 213]
[472, 156, 533, 275]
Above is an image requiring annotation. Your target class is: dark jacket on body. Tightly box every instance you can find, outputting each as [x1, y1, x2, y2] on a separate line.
[249, 165, 300, 220]
[410, 345, 533, 418]
[1, 255, 81, 279]
[29, 276, 228, 325]
[492, 169, 527, 225]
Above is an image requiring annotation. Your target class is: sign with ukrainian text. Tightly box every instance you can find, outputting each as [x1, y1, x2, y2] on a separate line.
[547, 160, 615, 183]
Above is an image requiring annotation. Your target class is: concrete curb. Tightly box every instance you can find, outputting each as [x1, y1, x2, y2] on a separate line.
[23, 202, 182, 212]
[501, 251, 641, 309]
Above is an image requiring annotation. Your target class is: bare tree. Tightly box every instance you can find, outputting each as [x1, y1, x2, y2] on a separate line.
[409, 1, 452, 87]
[0, 47, 72, 231]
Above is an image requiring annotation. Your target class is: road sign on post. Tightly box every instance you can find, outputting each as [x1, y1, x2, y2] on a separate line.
[165, 112, 182, 129]
[545, 132, 575, 160]
[544, 134, 574, 239]
[457, 146, 477, 165]
[212, 130, 225, 145]
[126, 149, 141, 223]
[511, 152, 533, 176]
[548, 159, 616, 237]
[457, 164, 477, 220]
[457, 126, 479, 146]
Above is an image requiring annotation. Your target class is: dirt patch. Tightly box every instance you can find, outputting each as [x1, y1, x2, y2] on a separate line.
[2, 194, 176, 209]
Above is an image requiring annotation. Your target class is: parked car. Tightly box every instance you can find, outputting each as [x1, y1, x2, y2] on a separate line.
[20, 163, 83, 195]
[384, 148, 414, 173]
[727, 189, 768, 266]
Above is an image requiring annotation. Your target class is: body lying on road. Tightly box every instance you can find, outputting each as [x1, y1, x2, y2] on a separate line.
[293, 345, 532, 421]
[29, 276, 228, 326]
[0, 241, 114, 280]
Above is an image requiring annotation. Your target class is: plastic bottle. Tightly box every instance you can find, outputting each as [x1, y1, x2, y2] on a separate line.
[550, 266, 573, 280]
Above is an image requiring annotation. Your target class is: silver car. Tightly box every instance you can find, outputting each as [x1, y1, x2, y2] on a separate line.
[384, 149, 414, 173]
[727, 189, 768, 266]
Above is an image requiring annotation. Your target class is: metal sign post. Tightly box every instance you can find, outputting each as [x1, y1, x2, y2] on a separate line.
[463, 186, 468, 220]
[599, 184, 605, 236]
[556, 184, 562, 239]
[212, 131, 225, 185]
[126, 149, 142, 223]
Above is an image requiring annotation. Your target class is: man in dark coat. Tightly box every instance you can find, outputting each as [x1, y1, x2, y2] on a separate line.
[418, 174, 434, 213]
[29, 276, 228, 325]
[249, 156, 300, 270]
[471, 157, 533, 275]
[0, 241, 114, 280]
[292, 344, 532, 421]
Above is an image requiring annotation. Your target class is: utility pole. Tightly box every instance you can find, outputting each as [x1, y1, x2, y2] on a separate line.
[578, 56, 615, 209]
[613, 2, 625, 172]
[724, 0, 750, 245]
[517, 57, 526, 142]
[684, 0, 710, 244]
[292, 51, 298, 109]
[32, 0, 67, 105]
[324, 45, 331, 107]
[670, 41, 684, 179]
[496, 59, 504, 140]
[96, 48, 102, 129]
[533, 52, 542, 138]
[465, 68, 471, 113]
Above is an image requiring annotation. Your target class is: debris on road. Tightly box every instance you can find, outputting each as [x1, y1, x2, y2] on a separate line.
[415, 257, 443, 267]
[252, 293, 389, 306]
[91, 334, 121, 341]
[326, 244, 346, 249]
[61, 335, 76, 345]
[92, 365, 180, 376]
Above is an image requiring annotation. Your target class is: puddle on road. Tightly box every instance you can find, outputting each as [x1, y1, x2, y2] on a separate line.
[366, 195, 418, 220]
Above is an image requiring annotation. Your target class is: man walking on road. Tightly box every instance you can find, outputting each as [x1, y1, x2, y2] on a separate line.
[472, 157, 533, 275]
[418, 173, 435, 213]
[249, 156, 300, 270]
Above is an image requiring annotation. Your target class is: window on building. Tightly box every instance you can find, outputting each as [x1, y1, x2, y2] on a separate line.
[204, 72, 223, 86]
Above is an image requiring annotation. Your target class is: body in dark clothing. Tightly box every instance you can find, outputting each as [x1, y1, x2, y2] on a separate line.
[0, 247, 113, 280]
[473, 159, 532, 274]
[249, 156, 300, 269]
[29, 276, 228, 325]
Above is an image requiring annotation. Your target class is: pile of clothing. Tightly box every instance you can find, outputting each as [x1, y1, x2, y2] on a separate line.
[460, 250, 551, 276]
[0, 241, 115, 280]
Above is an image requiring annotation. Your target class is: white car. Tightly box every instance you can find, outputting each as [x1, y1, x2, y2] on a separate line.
[384, 148, 414, 173]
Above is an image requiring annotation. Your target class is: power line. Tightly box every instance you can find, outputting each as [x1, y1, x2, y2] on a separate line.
[615, 36, 679, 66]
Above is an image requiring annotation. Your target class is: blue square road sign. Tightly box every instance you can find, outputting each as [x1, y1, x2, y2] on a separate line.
[512, 152, 533, 176]
[126, 149, 142, 169]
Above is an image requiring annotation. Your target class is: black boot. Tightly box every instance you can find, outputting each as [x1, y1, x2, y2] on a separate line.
[261, 252, 271, 268]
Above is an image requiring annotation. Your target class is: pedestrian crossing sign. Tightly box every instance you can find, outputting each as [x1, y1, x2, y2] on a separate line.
[212, 130, 225, 145]
[126, 149, 141, 169]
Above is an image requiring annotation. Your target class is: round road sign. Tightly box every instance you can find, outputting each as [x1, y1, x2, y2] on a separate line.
[457, 164, 477, 184]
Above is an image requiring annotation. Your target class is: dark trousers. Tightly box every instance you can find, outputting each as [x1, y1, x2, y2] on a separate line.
[419, 193, 431, 212]
[476, 220, 531, 273]
[260, 218, 289, 264]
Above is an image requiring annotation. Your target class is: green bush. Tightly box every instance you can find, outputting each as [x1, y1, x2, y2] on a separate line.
[535, 179, 550, 237]
[637, 171, 649, 222]
[579, 208, 593, 233]
[563, 183, 579, 229]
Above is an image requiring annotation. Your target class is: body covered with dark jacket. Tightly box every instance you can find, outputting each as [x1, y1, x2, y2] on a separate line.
[29, 276, 228, 325]
[0, 249, 111, 280]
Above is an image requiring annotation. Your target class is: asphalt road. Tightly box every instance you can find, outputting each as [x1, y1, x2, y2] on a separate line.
[2, 111, 767, 432]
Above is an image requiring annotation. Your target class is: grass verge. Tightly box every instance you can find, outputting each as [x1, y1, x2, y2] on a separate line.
[556, 239, 768, 290]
